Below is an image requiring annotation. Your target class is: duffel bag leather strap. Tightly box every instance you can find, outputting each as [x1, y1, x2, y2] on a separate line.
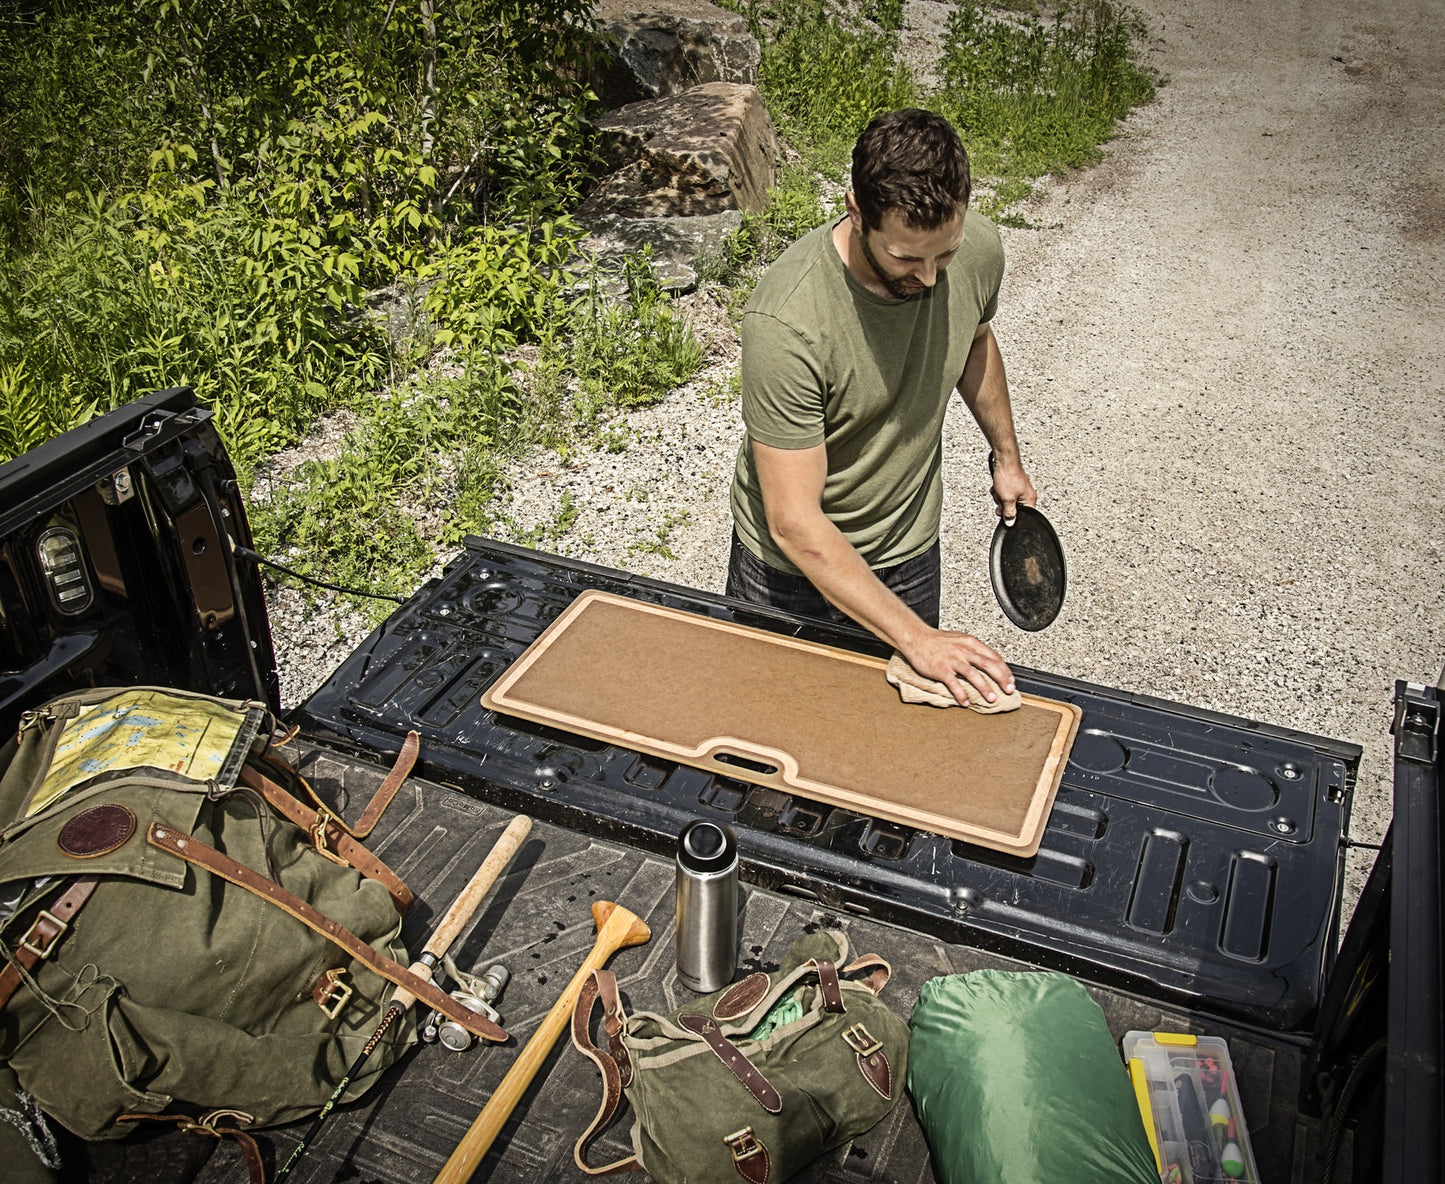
[677, 1013, 783, 1113]
[570, 969, 644, 1176]
[238, 763, 413, 913]
[0, 875, 100, 1012]
[146, 820, 505, 1042]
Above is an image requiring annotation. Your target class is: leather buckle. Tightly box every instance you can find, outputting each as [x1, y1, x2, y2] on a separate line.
[315, 968, 353, 1019]
[724, 1127, 763, 1162]
[19, 909, 66, 958]
[842, 1022, 882, 1056]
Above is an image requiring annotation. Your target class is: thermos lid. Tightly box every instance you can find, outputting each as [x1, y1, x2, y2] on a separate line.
[677, 819, 737, 874]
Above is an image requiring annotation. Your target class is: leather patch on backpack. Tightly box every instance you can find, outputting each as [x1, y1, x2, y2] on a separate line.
[713, 971, 770, 1021]
[57, 803, 136, 858]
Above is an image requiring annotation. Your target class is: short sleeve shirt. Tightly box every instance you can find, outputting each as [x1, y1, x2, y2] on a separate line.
[730, 213, 1005, 573]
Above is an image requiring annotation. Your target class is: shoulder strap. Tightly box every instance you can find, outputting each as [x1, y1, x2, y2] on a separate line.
[569, 969, 644, 1177]
[238, 763, 413, 912]
[145, 820, 504, 1042]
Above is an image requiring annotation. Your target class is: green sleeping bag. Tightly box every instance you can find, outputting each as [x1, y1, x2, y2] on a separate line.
[907, 970, 1159, 1184]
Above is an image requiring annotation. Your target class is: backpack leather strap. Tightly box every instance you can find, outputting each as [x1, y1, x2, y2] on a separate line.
[0, 875, 100, 1012]
[116, 1112, 267, 1184]
[146, 820, 505, 1042]
[237, 764, 413, 913]
[570, 968, 644, 1176]
[349, 730, 419, 837]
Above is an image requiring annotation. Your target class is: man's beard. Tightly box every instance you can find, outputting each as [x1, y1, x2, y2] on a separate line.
[858, 229, 920, 301]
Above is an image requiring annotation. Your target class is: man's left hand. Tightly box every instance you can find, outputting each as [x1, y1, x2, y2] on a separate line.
[990, 457, 1037, 526]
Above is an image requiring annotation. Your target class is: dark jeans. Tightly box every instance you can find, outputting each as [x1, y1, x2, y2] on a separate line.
[725, 532, 941, 629]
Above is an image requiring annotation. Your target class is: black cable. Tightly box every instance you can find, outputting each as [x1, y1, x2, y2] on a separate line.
[230, 543, 407, 604]
[1321, 1037, 1387, 1184]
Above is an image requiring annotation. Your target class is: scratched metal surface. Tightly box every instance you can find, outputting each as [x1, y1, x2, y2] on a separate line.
[187, 742, 1325, 1184]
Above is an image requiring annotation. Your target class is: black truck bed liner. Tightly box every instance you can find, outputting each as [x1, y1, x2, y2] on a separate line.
[297, 536, 1360, 1034]
[188, 740, 1328, 1184]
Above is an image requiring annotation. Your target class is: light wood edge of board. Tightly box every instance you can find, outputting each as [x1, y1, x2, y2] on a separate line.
[479, 589, 1085, 855]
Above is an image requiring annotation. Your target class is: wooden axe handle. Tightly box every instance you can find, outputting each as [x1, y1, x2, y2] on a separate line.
[391, 814, 533, 1010]
[432, 900, 652, 1184]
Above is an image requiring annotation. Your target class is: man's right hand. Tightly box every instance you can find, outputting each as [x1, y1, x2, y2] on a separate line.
[898, 627, 1016, 707]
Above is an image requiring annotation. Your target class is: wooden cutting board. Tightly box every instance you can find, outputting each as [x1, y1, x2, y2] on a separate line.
[481, 590, 1081, 856]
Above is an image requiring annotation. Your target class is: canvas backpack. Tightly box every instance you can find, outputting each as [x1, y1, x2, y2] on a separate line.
[0, 685, 488, 1174]
[570, 929, 910, 1184]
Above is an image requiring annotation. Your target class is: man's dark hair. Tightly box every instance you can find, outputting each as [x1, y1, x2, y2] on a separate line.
[851, 109, 972, 231]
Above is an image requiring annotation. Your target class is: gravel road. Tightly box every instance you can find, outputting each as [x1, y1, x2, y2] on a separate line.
[273, 0, 1444, 905]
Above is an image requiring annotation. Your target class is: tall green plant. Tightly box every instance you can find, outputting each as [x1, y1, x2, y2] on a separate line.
[936, 0, 1156, 217]
[750, 0, 917, 171]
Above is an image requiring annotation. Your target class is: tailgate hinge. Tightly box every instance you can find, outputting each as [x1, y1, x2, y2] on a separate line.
[1392, 687, 1440, 765]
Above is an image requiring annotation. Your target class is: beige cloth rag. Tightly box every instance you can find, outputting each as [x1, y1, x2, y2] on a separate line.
[885, 653, 1022, 714]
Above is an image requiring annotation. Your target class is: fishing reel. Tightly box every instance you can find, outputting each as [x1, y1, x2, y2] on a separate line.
[422, 959, 509, 1052]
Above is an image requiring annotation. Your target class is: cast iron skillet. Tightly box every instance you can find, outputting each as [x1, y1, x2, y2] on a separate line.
[990, 505, 1066, 631]
[986, 453, 1066, 631]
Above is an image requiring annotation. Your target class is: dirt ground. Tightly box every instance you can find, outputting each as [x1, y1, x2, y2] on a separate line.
[955, 0, 1445, 899]
[280, 0, 1444, 910]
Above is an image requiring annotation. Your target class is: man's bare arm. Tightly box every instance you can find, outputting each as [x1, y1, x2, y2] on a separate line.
[958, 323, 1037, 522]
[752, 439, 1015, 705]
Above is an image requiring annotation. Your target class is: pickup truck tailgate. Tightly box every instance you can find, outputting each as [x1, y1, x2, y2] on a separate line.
[297, 536, 1360, 1033]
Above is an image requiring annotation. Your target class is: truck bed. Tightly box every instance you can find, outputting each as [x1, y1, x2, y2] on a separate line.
[297, 537, 1359, 1035]
[0, 393, 1380, 1182]
[181, 738, 1333, 1184]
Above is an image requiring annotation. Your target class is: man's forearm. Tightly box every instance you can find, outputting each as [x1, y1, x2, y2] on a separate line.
[768, 513, 931, 654]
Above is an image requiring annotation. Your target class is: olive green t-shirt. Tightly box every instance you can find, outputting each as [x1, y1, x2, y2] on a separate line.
[730, 214, 1005, 573]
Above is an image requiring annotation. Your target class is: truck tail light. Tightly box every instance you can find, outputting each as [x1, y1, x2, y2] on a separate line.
[37, 526, 93, 615]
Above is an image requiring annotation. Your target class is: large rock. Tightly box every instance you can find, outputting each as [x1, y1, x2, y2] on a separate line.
[578, 210, 742, 293]
[575, 81, 780, 292]
[585, 82, 780, 219]
[591, 0, 760, 106]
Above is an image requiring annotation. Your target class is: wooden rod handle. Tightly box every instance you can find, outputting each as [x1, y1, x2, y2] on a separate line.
[432, 900, 652, 1184]
[390, 814, 532, 1010]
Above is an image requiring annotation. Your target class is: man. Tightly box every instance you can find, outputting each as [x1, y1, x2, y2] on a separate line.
[726, 108, 1038, 708]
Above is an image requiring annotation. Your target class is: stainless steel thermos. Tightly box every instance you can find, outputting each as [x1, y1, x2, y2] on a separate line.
[675, 819, 738, 993]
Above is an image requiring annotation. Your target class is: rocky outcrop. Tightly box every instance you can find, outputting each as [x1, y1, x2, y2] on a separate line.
[591, 0, 760, 106]
[573, 3, 780, 292]
[587, 82, 779, 219]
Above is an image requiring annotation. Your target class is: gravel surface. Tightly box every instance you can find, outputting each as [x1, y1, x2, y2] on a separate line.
[270, 0, 1444, 907]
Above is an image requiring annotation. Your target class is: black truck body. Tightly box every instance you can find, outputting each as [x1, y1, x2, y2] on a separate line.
[0, 388, 1439, 1183]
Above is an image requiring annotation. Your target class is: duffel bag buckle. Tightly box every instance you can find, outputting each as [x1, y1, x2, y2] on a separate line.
[724, 1126, 763, 1162]
[19, 909, 67, 958]
[841, 1022, 882, 1057]
[315, 968, 353, 1019]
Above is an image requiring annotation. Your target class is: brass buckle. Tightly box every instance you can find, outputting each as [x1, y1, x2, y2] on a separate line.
[310, 815, 350, 867]
[316, 968, 353, 1019]
[724, 1127, 763, 1162]
[842, 1022, 882, 1056]
[19, 909, 66, 958]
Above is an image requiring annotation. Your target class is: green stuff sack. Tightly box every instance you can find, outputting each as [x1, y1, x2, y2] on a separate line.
[906, 970, 1158, 1184]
